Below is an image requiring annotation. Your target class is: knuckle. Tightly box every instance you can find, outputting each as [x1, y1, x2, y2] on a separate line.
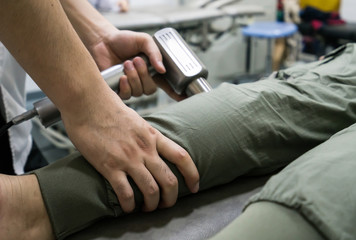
[121, 143, 138, 161]
[165, 173, 178, 189]
[141, 32, 151, 39]
[104, 157, 118, 169]
[135, 135, 151, 151]
[175, 148, 190, 162]
[103, 153, 130, 171]
[146, 183, 159, 197]
[147, 125, 158, 135]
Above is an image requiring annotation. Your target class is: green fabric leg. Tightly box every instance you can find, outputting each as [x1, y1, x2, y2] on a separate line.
[33, 153, 118, 239]
[210, 202, 324, 240]
[34, 43, 356, 239]
[246, 123, 356, 240]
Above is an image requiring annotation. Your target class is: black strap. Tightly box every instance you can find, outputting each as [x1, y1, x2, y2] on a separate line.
[0, 114, 15, 175]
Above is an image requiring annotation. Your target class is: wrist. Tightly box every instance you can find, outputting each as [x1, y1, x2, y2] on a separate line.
[59, 84, 126, 125]
[61, 0, 117, 48]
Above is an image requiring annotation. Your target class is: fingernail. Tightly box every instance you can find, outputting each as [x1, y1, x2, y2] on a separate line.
[124, 61, 134, 71]
[133, 57, 144, 67]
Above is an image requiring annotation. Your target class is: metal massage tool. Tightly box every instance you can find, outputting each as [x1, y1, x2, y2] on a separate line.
[0, 27, 212, 133]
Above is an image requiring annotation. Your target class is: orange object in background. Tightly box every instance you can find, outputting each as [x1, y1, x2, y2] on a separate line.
[300, 0, 340, 12]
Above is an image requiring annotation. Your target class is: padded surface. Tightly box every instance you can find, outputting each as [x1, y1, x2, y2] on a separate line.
[102, 11, 166, 30]
[220, 4, 265, 18]
[68, 176, 269, 240]
[102, 4, 265, 30]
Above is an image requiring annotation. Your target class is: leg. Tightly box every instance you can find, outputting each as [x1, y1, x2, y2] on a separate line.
[7, 43, 356, 239]
[273, 38, 286, 71]
[244, 123, 356, 239]
[36, 42, 356, 238]
[210, 202, 324, 240]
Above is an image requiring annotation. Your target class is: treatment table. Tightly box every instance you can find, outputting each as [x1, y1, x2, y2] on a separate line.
[68, 176, 269, 240]
[101, 3, 265, 32]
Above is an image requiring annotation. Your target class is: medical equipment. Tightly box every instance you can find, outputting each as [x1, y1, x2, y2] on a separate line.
[0, 28, 211, 135]
[153, 28, 210, 95]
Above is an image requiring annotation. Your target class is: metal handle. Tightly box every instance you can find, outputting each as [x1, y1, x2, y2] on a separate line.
[33, 28, 213, 128]
[33, 64, 126, 127]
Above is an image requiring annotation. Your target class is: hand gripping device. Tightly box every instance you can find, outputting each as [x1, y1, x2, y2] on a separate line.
[1, 28, 212, 133]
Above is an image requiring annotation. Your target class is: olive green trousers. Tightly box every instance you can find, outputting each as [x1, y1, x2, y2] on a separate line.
[35, 43, 356, 240]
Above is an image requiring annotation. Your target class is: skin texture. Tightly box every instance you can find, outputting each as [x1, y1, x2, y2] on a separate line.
[0, 0, 199, 213]
[0, 174, 54, 240]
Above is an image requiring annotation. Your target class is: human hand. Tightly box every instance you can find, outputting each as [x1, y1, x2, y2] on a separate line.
[88, 29, 162, 99]
[61, 90, 199, 212]
[88, 29, 185, 101]
[62, 1, 182, 100]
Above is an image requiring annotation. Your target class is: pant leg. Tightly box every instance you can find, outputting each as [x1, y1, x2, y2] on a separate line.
[34, 44, 356, 239]
[245, 123, 356, 240]
[210, 202, 324, 240]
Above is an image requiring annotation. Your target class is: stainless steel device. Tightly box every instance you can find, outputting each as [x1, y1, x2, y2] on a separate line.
[0, 27, 212, 133]
[153, 28, 211, 96]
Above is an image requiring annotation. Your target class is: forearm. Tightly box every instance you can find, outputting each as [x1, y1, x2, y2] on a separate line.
[60, 0, 117, 50]
[0, 0, 119, 116]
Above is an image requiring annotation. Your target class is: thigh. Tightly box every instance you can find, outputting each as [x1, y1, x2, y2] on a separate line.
[210, 202, 324, 240]
[145, 70, 356, 194]
[246, 123, 356, 240]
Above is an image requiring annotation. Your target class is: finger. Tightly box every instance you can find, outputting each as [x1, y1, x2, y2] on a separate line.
[153, 74, 187, 101]
[137, 33, 166, 74]
[108, 171, 135, 213]
[123, 60, 143, 97]
[133, 57, 157, 95]
[151, 59, 166, 74]
[128, 165, 160, 212]
[156, 133, 199, 193]
[144, 156, 178, 208]
[118, 75, 132, 100]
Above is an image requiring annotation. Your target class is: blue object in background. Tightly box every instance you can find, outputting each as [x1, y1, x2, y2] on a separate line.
[242, 22, 297, 74]
[242, 22, 297, 38]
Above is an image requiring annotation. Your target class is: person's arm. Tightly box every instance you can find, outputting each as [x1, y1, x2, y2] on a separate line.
[0, 0, 199, 213]
[60, 0, 179, 100]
